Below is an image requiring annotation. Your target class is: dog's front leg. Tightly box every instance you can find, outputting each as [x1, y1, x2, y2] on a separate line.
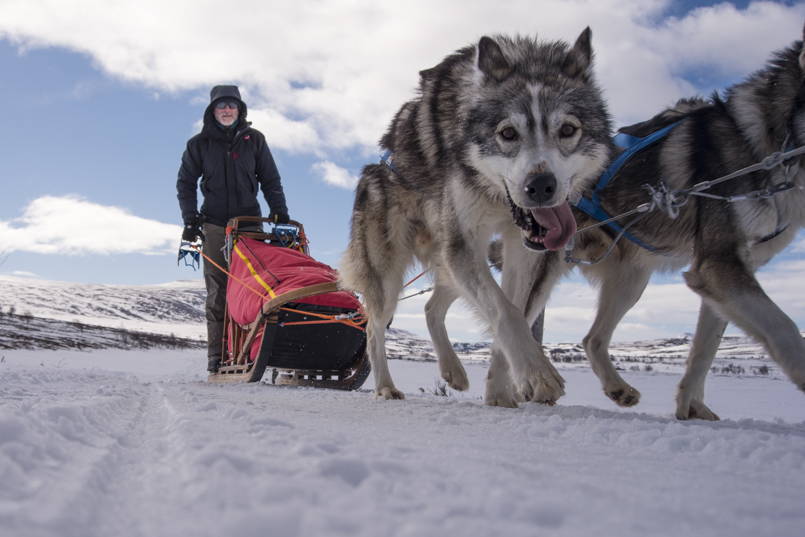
[491, 240, 569, 405]
[485, 346, 520, 407]
[444, 232, 565, 406]
[486, 244, 562, 406]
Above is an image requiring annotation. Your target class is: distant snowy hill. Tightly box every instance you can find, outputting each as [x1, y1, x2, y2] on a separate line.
[0, 311, 204, 351]
[0, 275, 794, 379]
[0, 275, 206, 339]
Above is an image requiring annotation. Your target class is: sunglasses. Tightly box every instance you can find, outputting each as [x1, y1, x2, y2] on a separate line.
[215, 100, 239, 110]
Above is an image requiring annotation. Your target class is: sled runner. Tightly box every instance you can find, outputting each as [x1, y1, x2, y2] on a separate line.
[208, 217, 370, 390]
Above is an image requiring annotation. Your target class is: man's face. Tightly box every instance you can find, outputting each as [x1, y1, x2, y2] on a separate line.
[213, 100, 239, 126]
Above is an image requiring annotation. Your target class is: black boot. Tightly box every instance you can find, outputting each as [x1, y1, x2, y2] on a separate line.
[207, 357, 220, 373]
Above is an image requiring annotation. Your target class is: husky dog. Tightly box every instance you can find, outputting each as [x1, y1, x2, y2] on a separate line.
[339, 29, 613, 404]
[493, 29, 805, 419]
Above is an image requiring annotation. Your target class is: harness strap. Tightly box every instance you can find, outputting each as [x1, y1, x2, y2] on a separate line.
[574, 196, 659, 251]
[232, 243, 277, 299]
[574, 121, 683, 252]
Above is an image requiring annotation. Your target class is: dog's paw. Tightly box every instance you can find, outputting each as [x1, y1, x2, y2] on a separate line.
[604, 383, 641, 407]
[484, 376, 519, 408]
[441, 363, 470, 391]
[484, 390, 519, 408]
[530, 381, 560, 406]
[676, 399, 719, 421]
[376, 386, 405, 400]
[518, 364, 565, 405]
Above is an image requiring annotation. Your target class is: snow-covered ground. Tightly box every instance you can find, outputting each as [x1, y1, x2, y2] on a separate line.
[2, 348, 804, 537]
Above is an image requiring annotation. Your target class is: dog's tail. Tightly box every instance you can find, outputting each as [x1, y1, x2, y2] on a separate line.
[338, 164, 389, 300]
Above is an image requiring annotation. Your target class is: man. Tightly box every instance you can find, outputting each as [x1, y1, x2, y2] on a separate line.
[177, 85, 289, 373]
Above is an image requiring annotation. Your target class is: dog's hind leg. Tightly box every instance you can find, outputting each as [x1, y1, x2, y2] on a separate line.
[363, 269, 407, 400]
[685, 252, 805, 396]
[582, 264, 650, 407]
[675, 302, 726, 420]
[425, 271, 469, 391]
[340, 170, 410, 400]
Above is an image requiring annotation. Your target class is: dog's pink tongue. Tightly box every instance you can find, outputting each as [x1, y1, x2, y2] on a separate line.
[530, 202, 577, 251]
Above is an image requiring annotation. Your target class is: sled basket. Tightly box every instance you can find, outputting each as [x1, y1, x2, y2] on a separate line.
[209, 216, 369, 390]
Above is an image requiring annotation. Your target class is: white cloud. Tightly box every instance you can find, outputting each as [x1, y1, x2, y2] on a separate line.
[1, 0, 802, 155]
[313, 161, 360, 189]
[247, 108, 321, 154]
[0, 196, 180, 255]
[658, 2, 800, 77]
[10, 270, 39, 278]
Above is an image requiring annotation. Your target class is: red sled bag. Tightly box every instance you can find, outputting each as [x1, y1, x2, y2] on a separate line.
[211, 217, 369, 390]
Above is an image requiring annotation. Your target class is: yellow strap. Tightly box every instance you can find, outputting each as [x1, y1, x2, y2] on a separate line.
[233, 243, 277, 299]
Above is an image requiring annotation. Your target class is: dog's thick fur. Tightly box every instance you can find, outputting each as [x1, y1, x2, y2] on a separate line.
[493, 29, 805, 419]
[339, 30, 613, 404]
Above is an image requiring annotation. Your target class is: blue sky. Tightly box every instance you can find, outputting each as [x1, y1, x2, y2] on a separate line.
[0, 42, 361, 283]
[1, 0, 804, 342]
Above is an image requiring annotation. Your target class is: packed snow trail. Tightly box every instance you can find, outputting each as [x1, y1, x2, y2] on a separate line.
[1, 350, 804, 537]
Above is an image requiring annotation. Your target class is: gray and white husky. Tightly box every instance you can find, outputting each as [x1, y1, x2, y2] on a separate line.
[339, 29, 613, 404]
[495, 29, 805, 419]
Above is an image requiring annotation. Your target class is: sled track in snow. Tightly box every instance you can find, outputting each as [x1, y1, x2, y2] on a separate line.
[0, 372, 195, 537]
[61, 384, 194, 537]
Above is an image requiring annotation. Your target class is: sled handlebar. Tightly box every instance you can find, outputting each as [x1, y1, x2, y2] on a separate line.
[226, 216, 309, 254]
[228, 215, 304, 232]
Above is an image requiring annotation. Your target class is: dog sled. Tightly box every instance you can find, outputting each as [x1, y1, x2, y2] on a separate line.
[208, 217, 370, 390]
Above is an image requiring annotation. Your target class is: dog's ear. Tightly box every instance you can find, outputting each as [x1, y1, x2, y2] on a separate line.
[419, 67, 438, 81]
[477, 36, 512, 82]
[562, 27, 593, 80]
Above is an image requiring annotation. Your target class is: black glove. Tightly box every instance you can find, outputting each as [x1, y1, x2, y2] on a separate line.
[182, 216, 202, 242]
[270, 212, 290, 224]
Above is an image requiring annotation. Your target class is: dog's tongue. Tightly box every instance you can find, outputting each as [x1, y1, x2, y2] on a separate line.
[530, 202, 576, 250]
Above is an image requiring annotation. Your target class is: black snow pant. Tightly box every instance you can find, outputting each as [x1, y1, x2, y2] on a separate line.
[202, 223, 227, 371]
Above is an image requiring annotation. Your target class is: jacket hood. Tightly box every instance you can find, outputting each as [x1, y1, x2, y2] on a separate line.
[203, 84, 249, 133]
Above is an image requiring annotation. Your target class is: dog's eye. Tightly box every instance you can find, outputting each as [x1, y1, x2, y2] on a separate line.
[559, 123, 578, 138]
[499, 127, 519, 141]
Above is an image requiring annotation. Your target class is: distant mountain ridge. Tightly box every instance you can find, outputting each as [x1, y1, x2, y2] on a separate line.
[0, 311, 204, 351]
[0, 275, 206, 326]
[0, 275, 790, 378]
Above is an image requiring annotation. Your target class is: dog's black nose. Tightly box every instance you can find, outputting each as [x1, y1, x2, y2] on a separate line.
[524, 172, 557, 204]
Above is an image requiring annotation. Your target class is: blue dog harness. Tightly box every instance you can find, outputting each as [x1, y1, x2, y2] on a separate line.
[573, 121, 682, 251]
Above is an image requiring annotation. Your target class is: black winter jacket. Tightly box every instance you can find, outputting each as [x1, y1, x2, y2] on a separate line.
[176, 100, 288, 227]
